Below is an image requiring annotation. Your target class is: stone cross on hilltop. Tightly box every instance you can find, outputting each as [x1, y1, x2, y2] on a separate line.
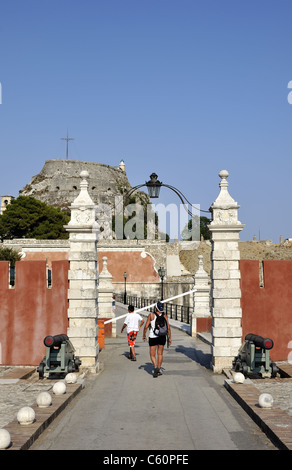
[61, 130, 74, 160]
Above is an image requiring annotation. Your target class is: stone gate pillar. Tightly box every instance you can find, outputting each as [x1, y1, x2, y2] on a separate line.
[191, 255, 210, 337]
[98, 256, 115, 337]
[65, 170, 99, 373]
[208, 170, 244, 373]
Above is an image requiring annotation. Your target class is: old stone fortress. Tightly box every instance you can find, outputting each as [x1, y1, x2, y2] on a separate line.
[1, 158, 292, 373]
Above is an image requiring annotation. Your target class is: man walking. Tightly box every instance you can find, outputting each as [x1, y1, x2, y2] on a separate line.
[121, 305, 144, 361]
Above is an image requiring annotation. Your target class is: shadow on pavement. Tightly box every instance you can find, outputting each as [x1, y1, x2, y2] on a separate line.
[175, 345, 212, 369]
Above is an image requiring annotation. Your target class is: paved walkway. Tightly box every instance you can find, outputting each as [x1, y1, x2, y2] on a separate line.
[1, 303, 292, 450]
[30, 304, 274, 451]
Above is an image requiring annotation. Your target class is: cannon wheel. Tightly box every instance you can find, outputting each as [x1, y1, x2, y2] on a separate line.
[38, 362, 45, 379]
[271, 362, 279, 378]
[74, 357, 81, 371]
[233, 359, 248, 377]
[233, 358, 241, 372]
[241, 362, 248, 377]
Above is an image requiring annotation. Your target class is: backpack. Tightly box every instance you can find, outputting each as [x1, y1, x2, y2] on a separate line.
[153, 312, 168, 337]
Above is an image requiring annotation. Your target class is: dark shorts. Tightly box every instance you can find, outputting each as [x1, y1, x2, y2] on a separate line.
[149, 335, 166, 347]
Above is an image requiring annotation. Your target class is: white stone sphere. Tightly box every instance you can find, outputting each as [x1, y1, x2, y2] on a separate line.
[0, 429, 11, 449]
[65, 373, 77, 384]
[36, 391, 52, 408]
[52, 381, 66, 395]
[17, 406, 35, 425]
[258, 393, 274, 408]
[233, 372, 245, 384]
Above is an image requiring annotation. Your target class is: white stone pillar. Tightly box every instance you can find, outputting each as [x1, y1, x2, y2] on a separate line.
[65, 170, 99, 373]
[98, 256, 116, 337]
[208, 170, 244, 373]
[191, 255, 210, 337]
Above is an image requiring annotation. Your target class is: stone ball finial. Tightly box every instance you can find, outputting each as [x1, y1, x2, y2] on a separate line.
[80, 170, 89, 179]
[219, 169, 229, 180]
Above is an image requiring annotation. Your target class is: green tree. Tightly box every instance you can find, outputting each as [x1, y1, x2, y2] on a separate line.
[181, 215, 211, 240]
[0, 247, 22, 267]
[0, 196, 70, 240]
[112, 196, 170, 241]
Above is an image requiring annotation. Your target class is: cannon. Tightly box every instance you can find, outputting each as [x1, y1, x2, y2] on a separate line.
[37, 334, 82, 379]
[232, 333, 279, 378]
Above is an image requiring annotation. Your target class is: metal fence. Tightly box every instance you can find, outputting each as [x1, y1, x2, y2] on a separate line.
[115, 293, 191, 324]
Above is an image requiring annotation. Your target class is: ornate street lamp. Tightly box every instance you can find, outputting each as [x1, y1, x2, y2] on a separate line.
[145, 173, 162, 198]
[125, 173, 210, 217]
[158, 266, 166, 300]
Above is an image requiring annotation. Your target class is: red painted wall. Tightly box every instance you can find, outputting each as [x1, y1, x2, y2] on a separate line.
[3, 256, 292, 365]
[240, 260, 292, 361]
[0, 260, 69, 366]
[22, 251, 69, 268]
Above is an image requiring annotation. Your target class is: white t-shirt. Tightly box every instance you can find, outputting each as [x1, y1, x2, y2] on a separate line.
[124, 312, 143, 333]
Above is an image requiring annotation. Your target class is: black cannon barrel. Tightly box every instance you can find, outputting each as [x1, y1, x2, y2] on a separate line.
[245, 333, 274, 350]
[44, 334, 69, 348]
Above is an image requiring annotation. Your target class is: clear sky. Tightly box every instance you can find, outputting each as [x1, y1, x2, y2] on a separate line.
[1, 0, 292, 242]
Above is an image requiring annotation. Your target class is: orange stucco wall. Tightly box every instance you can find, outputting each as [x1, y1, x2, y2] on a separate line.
[22, 251, 68, 267]
[98, 251, 159, 282]
[23, 250, 159, 282]
[240, 260, 292, 361]
[0, 260, 69, 366]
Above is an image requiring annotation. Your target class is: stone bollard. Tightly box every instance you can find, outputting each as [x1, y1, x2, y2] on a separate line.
[65, 372, 77, 384]
[36, 391, 52, 408]
[53, 381, 66, 395]
[0, 429, 11, 449]
[258, 393, 273, 408]
[233, 372, 245, 384]
[17, 407, 35, 425]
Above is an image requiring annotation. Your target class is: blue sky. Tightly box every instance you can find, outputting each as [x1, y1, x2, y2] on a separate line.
[1, 0, 292, 242]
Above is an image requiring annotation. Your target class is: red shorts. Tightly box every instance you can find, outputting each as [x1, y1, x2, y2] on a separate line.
[127, 331, 138, 347]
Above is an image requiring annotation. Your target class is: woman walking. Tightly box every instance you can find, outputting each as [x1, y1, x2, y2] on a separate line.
[143, 301, 171, 377]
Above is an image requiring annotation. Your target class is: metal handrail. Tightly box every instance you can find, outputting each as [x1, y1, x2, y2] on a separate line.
[115, 293, 191, 324]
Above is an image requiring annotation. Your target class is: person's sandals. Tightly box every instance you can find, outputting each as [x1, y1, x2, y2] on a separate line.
[153, 367, 163, 377]
[131, 357, 136, 361]
[153, 367, 159, 378]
